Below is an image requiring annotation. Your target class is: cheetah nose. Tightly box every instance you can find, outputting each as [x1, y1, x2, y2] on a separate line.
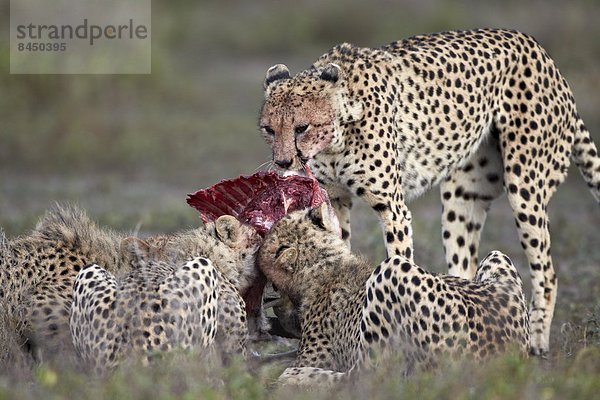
[274, 159, 293, 169]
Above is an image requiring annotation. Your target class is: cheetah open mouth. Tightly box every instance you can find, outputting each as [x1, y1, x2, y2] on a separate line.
[186, 166, 329, 235]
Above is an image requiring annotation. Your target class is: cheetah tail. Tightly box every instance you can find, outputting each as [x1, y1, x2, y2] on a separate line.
[572, 117, 600, 204]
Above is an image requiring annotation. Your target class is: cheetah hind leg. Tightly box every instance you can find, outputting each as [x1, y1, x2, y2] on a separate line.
[441, 137, 504, 279]
[474, 250, 521, 284]
[70, 258, 221, 371]
[70, 264, 122, 372]
[504, 171, 557, 357]
[151, 257, 221, 353]
[29, 283, 77, 364]
[475, 251, 530, 354]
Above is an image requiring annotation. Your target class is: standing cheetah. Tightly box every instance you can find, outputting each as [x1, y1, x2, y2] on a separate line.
[0, 204, 261, 364]
[257, 204, 529, 385]
[258, 28, 600, 355]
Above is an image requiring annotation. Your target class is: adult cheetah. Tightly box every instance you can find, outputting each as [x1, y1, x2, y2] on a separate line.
[0, 204, 261, 364]
[259, 28, 600, 355]
[257, 204, 529, 385]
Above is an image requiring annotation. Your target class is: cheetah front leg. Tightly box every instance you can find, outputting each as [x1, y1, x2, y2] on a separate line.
[378, 199, 414, 260]
[328, 190, 353, 248]
[215, 276, 248, 358]
[441, 139, 504, 278]
[358, 180, 414, 260]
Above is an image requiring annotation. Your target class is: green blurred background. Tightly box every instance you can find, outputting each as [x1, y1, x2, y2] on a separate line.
[1, 0, 599, 348]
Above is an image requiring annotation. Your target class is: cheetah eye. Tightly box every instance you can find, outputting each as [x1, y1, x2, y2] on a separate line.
[294, 124, 309, 135]
[275, 245, 290, 259]
[262, 126, 275, 135]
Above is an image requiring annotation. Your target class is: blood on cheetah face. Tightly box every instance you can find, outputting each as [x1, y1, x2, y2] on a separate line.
[260, 64, 352, 171]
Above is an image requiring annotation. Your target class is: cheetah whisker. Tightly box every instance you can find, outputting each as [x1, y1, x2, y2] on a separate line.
[253, 159, 273, 172]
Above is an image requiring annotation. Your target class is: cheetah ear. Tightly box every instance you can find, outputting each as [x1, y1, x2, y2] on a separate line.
[309, 203, 339, 233]
[215, 215, 241, 246]
[120, 237, 152, 259]
[264, 64, 290, 90]
[320, 63, 341, 83]
[275, 247, 298, 273]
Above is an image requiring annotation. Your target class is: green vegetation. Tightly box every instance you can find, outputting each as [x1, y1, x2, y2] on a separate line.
[0, 337, 599, 399]
[0, 0, 599, 398]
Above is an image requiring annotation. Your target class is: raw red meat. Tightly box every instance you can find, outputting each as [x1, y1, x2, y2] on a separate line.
[186, 168, 330, 235]
[186, 169, 333, 327]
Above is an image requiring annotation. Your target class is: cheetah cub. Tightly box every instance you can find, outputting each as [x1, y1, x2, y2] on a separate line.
[70, 213, 261, 372]
[0, 204, 261, 367]
[258, 204, 530, 385]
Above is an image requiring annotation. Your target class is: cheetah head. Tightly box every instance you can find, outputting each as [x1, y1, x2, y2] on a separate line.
[213, 215, 263, 289]
[257, 203, 344, 305]
[119, 216, 262, 290]
[259, 63, 363, 171]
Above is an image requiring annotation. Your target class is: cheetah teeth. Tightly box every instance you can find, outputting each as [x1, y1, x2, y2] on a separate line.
[282, 170, 308, 178]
